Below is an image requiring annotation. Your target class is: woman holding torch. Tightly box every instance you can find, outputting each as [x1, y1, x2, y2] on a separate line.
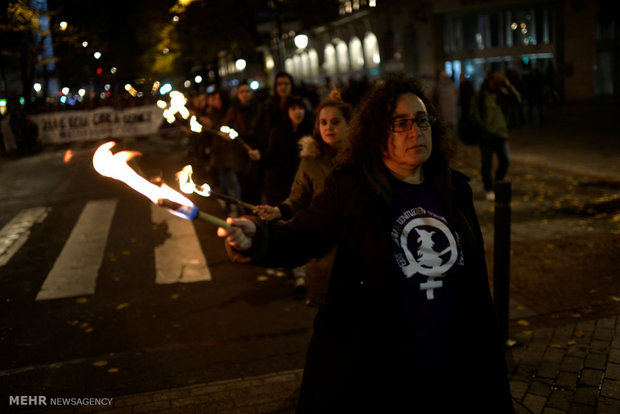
[254, 90, 352, 305]
[217, 75, 514, 413]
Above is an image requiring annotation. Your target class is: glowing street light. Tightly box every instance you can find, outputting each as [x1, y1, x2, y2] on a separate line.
[194, 75, 203, 84]
[235, 59, 246, 71]
[59, 21, 68, 31]
[294, 34, 309, 49]
[33, 83, 42, 93]
[61, 87, 70, 95]
[94, 52, 102, 59]
[78, 89, 86, 97]
[82, 41, 88, 47]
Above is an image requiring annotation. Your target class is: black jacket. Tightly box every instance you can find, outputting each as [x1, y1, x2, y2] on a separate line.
[229, 165, 514, 413]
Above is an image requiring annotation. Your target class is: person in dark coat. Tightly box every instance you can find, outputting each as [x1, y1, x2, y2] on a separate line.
[261, 95, 314, 206]
[223, 81, 261, 207]
[251, 71, 296, 155]
[218, 75, 514, 413]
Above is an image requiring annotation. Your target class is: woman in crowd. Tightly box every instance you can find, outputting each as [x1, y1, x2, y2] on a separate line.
[261, 95, 314, 206]
[218, 75, 513, 413]
[254, 90, 352, 305]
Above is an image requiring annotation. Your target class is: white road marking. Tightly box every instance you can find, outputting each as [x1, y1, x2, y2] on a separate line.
[151, 204, 211, 284]
[36, 199, 117, 301]
[0, 207, 50, 266]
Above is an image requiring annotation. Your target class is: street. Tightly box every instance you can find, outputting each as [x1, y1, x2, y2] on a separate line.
[0, 134, 316, 411]
[1, 101, 620, 413]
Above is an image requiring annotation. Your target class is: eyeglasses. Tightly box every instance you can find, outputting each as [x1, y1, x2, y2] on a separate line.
[389, 114, 435, 133]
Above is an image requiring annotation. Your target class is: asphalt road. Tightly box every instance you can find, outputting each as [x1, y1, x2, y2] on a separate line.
[0, 134, 316, 411]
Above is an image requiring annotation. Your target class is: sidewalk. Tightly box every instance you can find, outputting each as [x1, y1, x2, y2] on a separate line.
[27, 316, 620, 414]
[23, 101, 620, 414]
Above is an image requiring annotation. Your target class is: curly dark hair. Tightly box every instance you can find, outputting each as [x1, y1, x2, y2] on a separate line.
[347, 74, 455, 209]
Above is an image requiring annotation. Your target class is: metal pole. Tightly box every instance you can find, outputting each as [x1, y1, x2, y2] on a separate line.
[493, 181, 512, 346]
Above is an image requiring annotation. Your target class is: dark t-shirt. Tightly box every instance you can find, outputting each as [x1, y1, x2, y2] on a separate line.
[388, 177, 465, 366]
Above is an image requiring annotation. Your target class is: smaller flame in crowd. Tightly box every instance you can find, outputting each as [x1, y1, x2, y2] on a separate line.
[176, 165, 211, 196]
[190, 116, 203, 133]
[162, 91, 190, 124]
[219, 125, 239, 139]
[63, 149, 73, 163]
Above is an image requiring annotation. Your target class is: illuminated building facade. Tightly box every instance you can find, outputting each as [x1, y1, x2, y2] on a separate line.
[266, 0, 614, 101]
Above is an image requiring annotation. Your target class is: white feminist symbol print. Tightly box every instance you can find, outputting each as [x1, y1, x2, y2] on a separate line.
[399, 217, 457, 300]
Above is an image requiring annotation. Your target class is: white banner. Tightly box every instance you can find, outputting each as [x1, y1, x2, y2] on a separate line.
[31, 105, 165, 144]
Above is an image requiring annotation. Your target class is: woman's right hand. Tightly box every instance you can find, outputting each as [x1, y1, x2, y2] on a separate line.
[217, 218, 256, 251]
[255, 205, 282, 221]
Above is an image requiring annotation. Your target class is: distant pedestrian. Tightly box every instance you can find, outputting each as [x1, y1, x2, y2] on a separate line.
[433, 70, 459, 133]
[207, 90, 243, 216]
[224, 81, 262, 207]
[470, 69, 521, 200]
[252, 71, 296, 154]
[218, 74, 514, 413]
[457, 73, 477, 145]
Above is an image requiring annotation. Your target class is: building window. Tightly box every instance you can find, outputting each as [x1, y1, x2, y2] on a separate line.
[300, 53, 310, 78]
[349, 37, 364, 70]
[364, 32, 380, 67]
[324, 44, 337, 75]
[285, 58, 294, 76]
[293, 55, 303, 79]
[308, 49, 320, 77]
[336, 40, 350, 73]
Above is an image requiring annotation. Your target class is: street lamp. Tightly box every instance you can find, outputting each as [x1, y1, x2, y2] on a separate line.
[235, 59, 247, 71]
[294, 34, 308, 49]
[94, 52, 102, 59]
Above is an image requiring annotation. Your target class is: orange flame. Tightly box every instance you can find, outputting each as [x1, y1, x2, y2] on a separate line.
[63, 149, 73, 163]
[176, 165, 211, 196]
[93, 141, 193, 208]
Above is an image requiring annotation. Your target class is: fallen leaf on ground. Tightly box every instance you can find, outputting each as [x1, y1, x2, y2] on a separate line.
[610, 296, 620, 302]
[517, 320, 530, 326]
[93, 361, 108, 367]
[171, 293, 180, 300]
[116, 303, 129, 310]
[107, 368, 119, 373]
[76, 297, 88, 304]
[257, 275, 268, 281]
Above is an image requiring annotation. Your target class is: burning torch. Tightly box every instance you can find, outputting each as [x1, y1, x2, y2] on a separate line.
[176, 165, 257, 211]
[92, 141, 230, 228]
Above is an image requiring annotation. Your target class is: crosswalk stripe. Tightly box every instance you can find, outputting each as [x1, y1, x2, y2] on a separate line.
[0, 207, 50, 266]
[36, 199, 117, 301]
[151, 204, 212, 284]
